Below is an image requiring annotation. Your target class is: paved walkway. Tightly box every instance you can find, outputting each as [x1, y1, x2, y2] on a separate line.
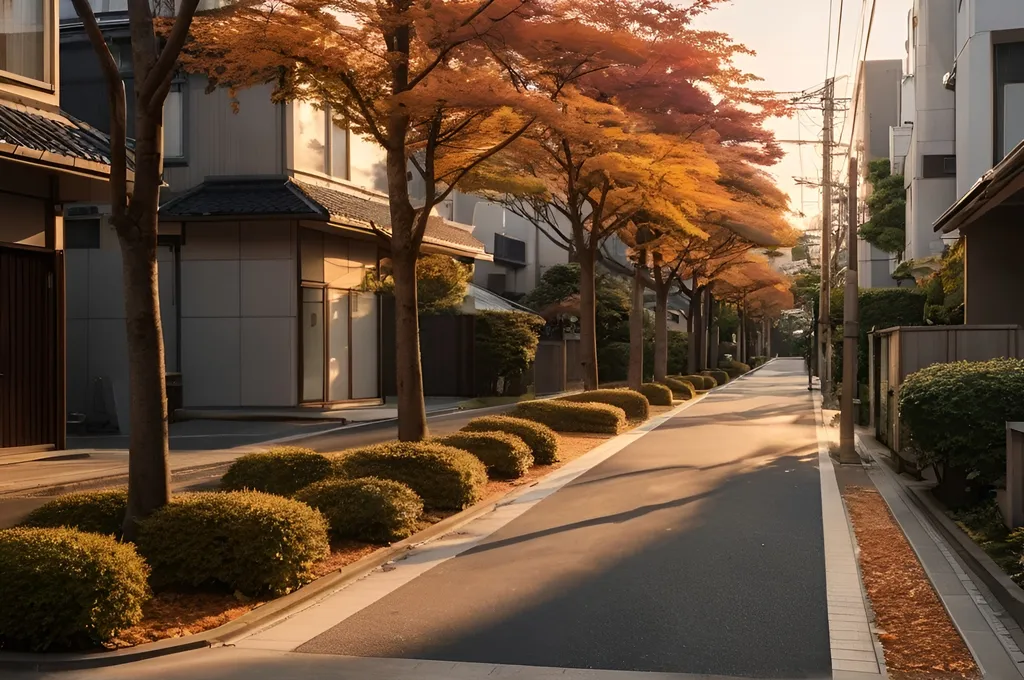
[59, 358, 837, 680]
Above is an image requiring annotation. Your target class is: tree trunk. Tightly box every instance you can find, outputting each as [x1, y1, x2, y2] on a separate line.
[391, 246, 428, 441]
[628, 263, 644, 390]
[701, 289, 712, 370]
[708, 296, 720, 370]
[688, 286, 703, 374]
[654, 279, 669, 382]
[578, 247, 599, 390]
[119, 109, 169, 539]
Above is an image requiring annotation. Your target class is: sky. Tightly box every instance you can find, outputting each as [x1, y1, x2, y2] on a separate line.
[693, 0, 913, 230]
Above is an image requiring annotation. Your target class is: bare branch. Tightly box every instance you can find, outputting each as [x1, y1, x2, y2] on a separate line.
[138, 0, 201, 112]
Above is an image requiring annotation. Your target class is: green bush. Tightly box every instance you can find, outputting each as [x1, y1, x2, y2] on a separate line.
[639, 382, 673, 406]
[221, 447, 333, 497]
[750, 356, 768, 368]
[0, 527, 149, 651]
[461, 415, 560, 464]
[434, 431, 533, 479]
[20, 489, 127, 536]
[678, 374, 713, 390]
[900, 359, 1024, 505]
[559, 388, 649, 421]
[332, 442, 487, 510]
[831, 286, 927, 383]
[597, 342, 630, 383]
[512, 399, 626, 434]
[294, 478, 422, 544]
[659, 377, 695, 400]
[138, 491, 329, 596]
[721, 360, 751, 379]
[667, 331, 688, 375]
[702, 369, 730, 386]
[475, 310, 544, 396]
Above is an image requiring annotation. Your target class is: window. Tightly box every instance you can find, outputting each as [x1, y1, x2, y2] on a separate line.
[0, 0, 48, 85]
[65, 218, 101, 249]
[994, 42, 1024, 163]
[295, 100, 351, 180]
[669, 311, 680, 324]
[164, 83, 185, 162]
[331, 122, 349, 180]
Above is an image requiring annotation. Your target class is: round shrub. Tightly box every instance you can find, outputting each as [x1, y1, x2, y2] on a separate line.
[294, 477, 422, 544]
[639, 382, 673, 406]
[559, 389, 649, 421]
[722, 360, 751, 379]
[702, 369, 730, 386]
[435, 431, 533, 479]
[462, 415, 559, 464]
[0, 527, 149, 651]
[512, 399, 626, 434]
[221, 447, 333, 496]
[900, 358, 1024, 502]
[332, 442, 487, 510]
[659, 377, 695, 400]
[677, 374, 713, 390]
[137, 491, 329, 596]
[20, 488, 127, 536]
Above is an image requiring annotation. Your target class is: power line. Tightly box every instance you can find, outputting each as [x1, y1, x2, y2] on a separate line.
[832, 0, 845, 82]
[824, 0, 836, 84]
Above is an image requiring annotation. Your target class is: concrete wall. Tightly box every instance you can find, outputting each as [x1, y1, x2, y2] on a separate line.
[964, 212, 1024, 326]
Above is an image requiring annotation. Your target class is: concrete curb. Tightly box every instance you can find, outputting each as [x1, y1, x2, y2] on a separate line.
[0, 394, 699, 673]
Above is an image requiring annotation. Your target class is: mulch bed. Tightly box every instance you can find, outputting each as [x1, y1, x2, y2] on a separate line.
[844, 486, 979, 679]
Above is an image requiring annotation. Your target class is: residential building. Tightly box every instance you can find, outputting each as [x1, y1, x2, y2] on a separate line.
[58, 8, 490, 429]
[852, 59, 902, 288]
[0, 0, 114, 452]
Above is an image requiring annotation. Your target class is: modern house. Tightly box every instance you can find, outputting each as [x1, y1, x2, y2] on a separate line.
[852, 59, 902, 288]
[0, 0, 116, 453]
[58, 9, 490, 429]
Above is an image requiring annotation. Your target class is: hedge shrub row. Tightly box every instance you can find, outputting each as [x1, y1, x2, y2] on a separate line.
[750, 356, 768, 368]
[721, 360, 750, 379]
[434, 431, 533, 479]
[294, 477, 422, 543]
[21, 488, 128, 537]
[462, 415, 559, 464]
[659, 377, 695, 400]
[333, 442, 487, 510]
[0, 527, 150, 652]
[677, 374, 714, 390]
[639, 382, 673, 406]
[558, 389, 650, 421]
[221, 447, 332, 496]
[513, 399, 626, 434]
[702, 370, 730, 387]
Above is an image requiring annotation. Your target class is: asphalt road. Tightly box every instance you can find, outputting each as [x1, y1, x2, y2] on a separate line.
[295, 358, 829, 678]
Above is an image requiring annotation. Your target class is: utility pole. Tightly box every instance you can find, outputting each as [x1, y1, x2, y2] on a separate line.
[839, 157, 860, 464]
[817, 77, 835, 398]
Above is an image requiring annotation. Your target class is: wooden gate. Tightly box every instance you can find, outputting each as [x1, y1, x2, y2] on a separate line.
[0, 244, 62, 450]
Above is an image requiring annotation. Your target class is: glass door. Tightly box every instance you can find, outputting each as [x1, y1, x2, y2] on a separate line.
[328, 289, 350, 401]
[301, 286, 325, 402]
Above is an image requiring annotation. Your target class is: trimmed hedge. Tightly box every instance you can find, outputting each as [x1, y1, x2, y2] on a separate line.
[722, 360, 751, 379]
[659, 377, 695, 400]
[462, 415, 560, 464]
[221, 447, 333, 496]
[332, 442, 488, 510]
[294, 477, 422, 543]
[512, 399, 626, 434]
[639, 382, 673, 406]
[750, 356, 768, 368]
[0, 527, 149, 651]
[900, 358, 1024, 503]
[434, 431, 533, 479]
[677, 374, 713, 390]
[138, 491, 329, 596]
[559, 388, 650, 421]
[20, 488, 127, 536]
[702, 369, 730, 386]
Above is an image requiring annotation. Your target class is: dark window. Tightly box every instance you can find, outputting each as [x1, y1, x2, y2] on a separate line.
[493, 233, 527, 266]
[65, 218, 101, 249]
[486, 272, 507, 294]
[922, 155, 957, 178]
[994, 41, 1024, 163]
[669, 311, 680, 324]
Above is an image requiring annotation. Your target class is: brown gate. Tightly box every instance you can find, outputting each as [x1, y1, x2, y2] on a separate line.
[0, 244, 61, 449]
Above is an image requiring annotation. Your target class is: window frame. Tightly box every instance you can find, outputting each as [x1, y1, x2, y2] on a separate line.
[162, 79, 188, 166]
[0, 0, 55, 93]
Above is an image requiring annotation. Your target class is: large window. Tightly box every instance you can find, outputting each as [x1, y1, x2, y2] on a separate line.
[995, 41, 1024, 163]
[294, 99, 350, 180]
[164, 83, 185, 162]
[0, 0, 47, 85]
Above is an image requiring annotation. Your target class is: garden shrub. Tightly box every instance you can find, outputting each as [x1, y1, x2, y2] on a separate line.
[639, 382, 673, 406]
[678, 374, 713, 390]
[294, 478, 422, 543]
[659, 377, 695, 400]
[461, 415, 560, 464]
[702, 369, 730, 386]
[831, 286, 927, 382]
[559, 388, 649, 421]
[721, 360, 751, 379]
[332, 442, 488, 510]
[900, 358, 1024, 506]
[434, 431, 533, 479]
[220, 447, 333, 497]
[667, 331, 688, 375]
[475, 310, 544, 396]
[0, 527, 149, 651]
[750, 356, 768, 368]
[138, 491, 329, 596]
[597, 342, 630, 383]
[20, 488, 127, 536]
[513, 399, 626, 434]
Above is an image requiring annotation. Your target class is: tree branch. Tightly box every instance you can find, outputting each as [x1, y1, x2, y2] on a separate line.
[433, 116, 536, 204]
[138, 0, 201, 112]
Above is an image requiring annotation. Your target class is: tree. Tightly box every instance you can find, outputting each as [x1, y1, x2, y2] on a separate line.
[186, 0, 622, 440]
[858, 159, 906, 255]
[371, 255, 471, 314]
[70, 0, 202, 536]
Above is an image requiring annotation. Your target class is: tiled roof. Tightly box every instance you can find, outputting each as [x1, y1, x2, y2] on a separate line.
[0, 102, 119, 173]
[160, 177, 485, 255]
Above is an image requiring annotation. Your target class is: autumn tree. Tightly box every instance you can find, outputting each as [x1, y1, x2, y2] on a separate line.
[185, 0, 635, 440]
[69, 0, 202, 536]
[713, 259, 791, 362]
